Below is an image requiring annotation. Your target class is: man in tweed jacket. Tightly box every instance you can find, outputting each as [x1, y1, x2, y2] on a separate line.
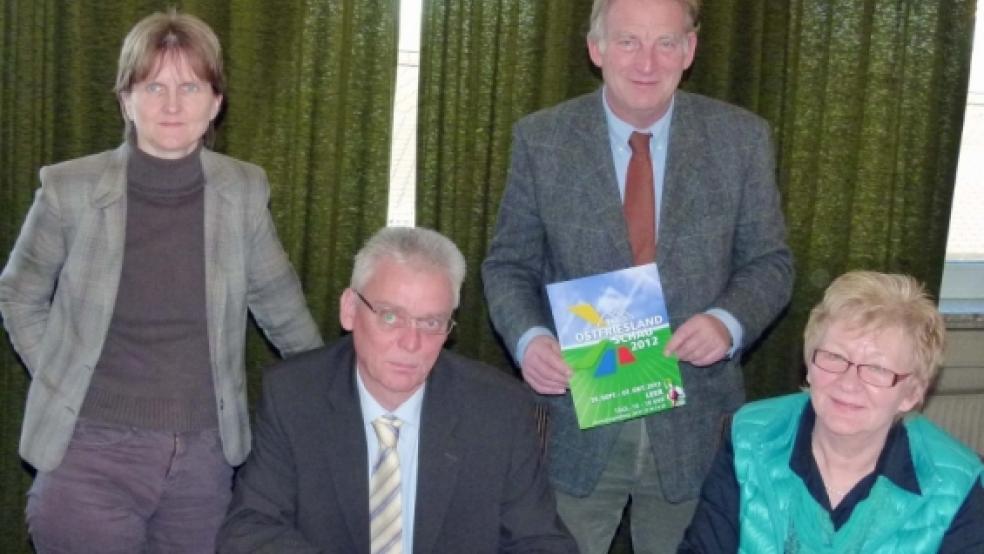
[481, 0, 793, 551]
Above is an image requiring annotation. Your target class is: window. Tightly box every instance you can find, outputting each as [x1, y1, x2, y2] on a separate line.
[386, 0, 423, 227]
[940, 5, 984, 312]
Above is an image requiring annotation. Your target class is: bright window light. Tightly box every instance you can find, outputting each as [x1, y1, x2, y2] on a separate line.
[386, 0, 423, 227]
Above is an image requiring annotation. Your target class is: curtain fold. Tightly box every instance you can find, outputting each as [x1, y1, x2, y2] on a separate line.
[416, 0, 598, 371]
[691, 0, 976, 397]
[220, 0, 399, 386]
[0, 1, 397, 549]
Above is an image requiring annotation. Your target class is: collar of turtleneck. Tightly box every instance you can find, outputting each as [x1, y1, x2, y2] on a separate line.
[127, 143, 205, 197]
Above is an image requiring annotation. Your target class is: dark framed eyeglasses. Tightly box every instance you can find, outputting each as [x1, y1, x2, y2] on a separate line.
[354, 290, 455, 336]
[811, 348, 912, 388]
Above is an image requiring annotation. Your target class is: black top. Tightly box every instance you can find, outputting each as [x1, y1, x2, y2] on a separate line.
[678, 403, 984, 553]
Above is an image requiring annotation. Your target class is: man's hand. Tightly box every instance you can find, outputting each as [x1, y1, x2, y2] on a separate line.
[665, 314, 732, 367]
[521, 335, 572, 395]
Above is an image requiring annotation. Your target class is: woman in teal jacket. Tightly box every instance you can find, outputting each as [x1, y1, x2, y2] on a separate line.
[679, 271, 983, 553]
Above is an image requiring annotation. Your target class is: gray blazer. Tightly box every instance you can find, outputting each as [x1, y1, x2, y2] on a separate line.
[218, 337, 576, 553]
[482, 89, 794, 501]
[0, 145, 323, 471]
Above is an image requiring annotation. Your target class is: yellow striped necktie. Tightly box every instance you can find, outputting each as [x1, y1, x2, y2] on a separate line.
[370, 416, 403, 554]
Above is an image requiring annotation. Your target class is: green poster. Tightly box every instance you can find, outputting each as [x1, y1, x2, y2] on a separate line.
[546, 264, 684, 429]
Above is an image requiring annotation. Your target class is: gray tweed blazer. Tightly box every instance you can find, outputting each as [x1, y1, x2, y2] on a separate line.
[482, 89, 794, 501]
[0, 145, 323, 471]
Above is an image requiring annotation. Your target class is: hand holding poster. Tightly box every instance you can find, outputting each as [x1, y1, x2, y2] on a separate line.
[546, 263, 684, 429]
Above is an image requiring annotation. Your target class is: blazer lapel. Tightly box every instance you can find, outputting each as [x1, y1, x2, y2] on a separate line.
[412, 357, 463, 554]
[90, 145, 128, 208]
[658, 91, 703, 267]
[569, 91, 634, 262]
[88, 145, 128, 340]
[200, 150, 238, 370]
[322, 351, 373, 551]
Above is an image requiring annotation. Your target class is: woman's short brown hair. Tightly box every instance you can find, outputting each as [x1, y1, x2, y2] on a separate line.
[115, 9, 225, 97]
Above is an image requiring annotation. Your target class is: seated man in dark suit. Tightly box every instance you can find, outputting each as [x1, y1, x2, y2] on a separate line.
[218, 226, 576, 553]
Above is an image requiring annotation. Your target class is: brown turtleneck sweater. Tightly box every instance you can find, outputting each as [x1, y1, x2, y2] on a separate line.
[80, 145, 217, 432]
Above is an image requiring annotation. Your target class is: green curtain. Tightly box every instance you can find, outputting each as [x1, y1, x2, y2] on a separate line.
[690, 0, 976, 398]
[416, 0, 599, 372]
[220, 0, 399, 397]
[418, 0, 976, 400]
[0, 0, 397, 549]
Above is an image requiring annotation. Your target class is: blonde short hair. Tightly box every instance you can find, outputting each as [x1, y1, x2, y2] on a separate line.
[587, 0, 701, 44]
[803, 271, 945, 387]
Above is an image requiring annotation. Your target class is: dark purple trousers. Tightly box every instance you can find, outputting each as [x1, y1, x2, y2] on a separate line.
[26, 418, 232, 553]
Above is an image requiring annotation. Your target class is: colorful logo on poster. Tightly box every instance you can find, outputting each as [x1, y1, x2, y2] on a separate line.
[568, 302, 639, 378]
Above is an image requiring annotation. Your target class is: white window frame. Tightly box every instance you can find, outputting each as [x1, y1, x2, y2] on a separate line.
[940, 6, 984, 312]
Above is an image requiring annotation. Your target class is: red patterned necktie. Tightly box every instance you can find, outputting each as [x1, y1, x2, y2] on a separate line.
[624, 131, 656, 264]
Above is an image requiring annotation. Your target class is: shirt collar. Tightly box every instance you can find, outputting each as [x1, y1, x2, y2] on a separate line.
[790, 400, 921, 496]
[601, 86, 674, 147]
[355, 367, 425, 429]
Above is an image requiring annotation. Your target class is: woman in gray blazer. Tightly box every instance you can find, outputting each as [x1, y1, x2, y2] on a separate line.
[0, 10, 322, 553]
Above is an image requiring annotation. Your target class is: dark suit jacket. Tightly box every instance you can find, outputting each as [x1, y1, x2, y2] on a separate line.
[482, 89, 794, 502]
[218, 336, 576, 553]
